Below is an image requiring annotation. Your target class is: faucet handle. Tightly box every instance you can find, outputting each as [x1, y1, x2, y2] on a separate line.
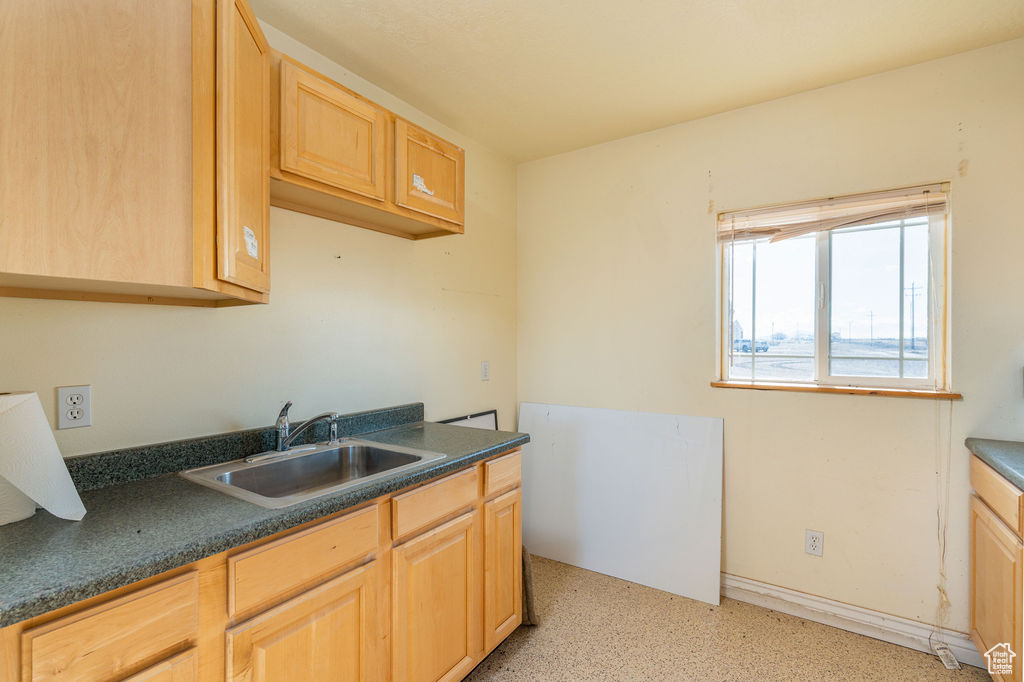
[275, 401, 293, 451]
[276, 401, 293, 428]
[328, 412, 340, 444]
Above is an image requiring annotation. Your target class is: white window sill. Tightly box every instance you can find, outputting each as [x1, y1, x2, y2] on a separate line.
[710, 380, 962, 400]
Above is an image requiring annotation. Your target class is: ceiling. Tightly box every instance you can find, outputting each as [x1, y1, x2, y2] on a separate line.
[251, 0, 1024, 161]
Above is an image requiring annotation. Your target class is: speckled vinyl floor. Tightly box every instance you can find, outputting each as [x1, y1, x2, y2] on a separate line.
[465, 556, 989, 682]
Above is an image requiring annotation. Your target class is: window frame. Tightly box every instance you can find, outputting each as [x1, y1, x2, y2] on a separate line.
[717, 203, 950, 392]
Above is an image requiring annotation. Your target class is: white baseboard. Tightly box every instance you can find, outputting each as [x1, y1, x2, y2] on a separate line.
[721, 573, 984, 670]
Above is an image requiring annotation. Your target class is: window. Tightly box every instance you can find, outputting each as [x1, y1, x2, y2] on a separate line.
[718, 184, 950, 391]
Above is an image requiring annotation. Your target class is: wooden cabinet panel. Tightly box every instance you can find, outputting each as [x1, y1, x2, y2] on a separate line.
[972, 456, 1024, 537]
[123, 649, 198, 682]
[484, 489, 522, 652]
[392, 468, 479, 543]
[394, 119, 465, 226]
[268, 52, 463, 239]
[392, 511, 482, 682]
[226, 563, 380, 682]
[216, 0, 271, 294]
[228, 505, 378, 618]
[280, 59, 387, 200]
[0, 0, 272, 306]
[0, 0, 193, 288]
[971, 495, 1023, 682]
[21, 572, 198, 682]
[484, 451, 522, 498]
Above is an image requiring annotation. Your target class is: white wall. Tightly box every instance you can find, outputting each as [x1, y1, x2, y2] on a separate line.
[0, 23, 518, 454]
[516, 39, 1024, 632]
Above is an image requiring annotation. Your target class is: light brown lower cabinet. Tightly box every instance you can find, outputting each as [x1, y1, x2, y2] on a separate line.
[226, 563, 380, 682]
[484, 489, 523, 653]
[0, 448, 522, 682]
[971, 495, 1023, 682]
[971, 455, 1024, 682]
[392, 512, 482, 682]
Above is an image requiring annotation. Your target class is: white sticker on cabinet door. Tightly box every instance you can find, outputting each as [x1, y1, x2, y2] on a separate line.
[243, 226, 258, 259]
[412, 173, 435, 196]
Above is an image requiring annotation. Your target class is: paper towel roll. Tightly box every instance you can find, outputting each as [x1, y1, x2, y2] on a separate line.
[0, 392, 86, 524]
[0, 475, 36, 524]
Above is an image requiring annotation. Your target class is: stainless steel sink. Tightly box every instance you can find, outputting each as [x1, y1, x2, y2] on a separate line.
[181, 439, 445, 508]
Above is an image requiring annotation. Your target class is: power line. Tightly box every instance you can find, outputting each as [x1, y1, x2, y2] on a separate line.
[905, 281, 923, 350]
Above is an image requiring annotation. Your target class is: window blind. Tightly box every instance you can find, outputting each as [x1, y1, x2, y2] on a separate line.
[717, 183, 949, 243]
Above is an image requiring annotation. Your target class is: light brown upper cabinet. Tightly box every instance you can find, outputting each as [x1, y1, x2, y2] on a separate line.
[217, 0, 271, 294]
[0, 0, 270, 306]
[395, 119, 465, 226]
[269, 52, 465, 240]
[279, 58, 387, 200]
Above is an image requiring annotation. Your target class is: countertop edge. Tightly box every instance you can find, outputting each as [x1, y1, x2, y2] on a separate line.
[966, 437, 1024, 491]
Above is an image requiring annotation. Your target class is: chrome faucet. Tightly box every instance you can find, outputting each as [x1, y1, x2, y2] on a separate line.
[275, 401, 340, 451]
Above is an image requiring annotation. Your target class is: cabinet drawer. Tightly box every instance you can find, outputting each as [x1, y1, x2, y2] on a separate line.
[229, 505, 379, 617]
[22, 572, 198, 682]
[484, 451, 521, 497]
[971, 456, 1023, 537]
[392, 468, 479, 543]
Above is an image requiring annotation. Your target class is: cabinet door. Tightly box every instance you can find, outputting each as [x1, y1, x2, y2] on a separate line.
[394, 119, 464, 226]
[217, 0, 271, 293]
[123, 649, 198, 682]
[226, 563, 380, 682]
[484, 489, 522, 652]
[392, 511, 482, 682]
[0, 1, 194, 288]
[971, 495, 1023, 682]
[280, 60, 387, 200]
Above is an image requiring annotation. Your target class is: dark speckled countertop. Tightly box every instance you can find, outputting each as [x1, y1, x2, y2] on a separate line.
[966, 438, 1024, 491]
[0, 417, 528, 627]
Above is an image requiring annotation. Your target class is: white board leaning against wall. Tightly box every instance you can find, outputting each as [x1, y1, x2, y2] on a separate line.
[518, 402, 723, 605]
[439, 410, 499, 430]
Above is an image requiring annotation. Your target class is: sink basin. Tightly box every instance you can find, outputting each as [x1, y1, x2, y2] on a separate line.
[181, 439, 445, 508]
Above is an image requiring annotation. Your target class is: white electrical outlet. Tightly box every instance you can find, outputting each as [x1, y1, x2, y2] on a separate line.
[56, 385, 92, 429]
[481, 361, 490, 381]
[805, 529, 823, 557]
